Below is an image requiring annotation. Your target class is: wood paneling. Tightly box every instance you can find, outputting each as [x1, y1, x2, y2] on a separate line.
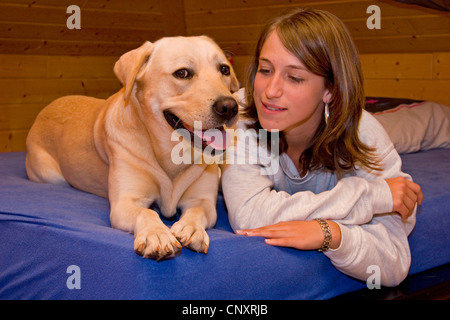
[433, 52, 450, 79]
[0, 78, 120, 104]
[184, 0, 450, 54]
[0, 0, 449, 152]
[364, 78, 450, 102]
[360, 53, 433, 79]
[0, 0, 166, 56]
[0, 54, 120, 151]
[362, 52, 450, 105]
[0, 0, 448, 56]
[0, 130, 28, 152]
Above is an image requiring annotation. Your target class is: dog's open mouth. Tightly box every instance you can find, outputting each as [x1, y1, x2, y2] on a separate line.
[164, 111, 230, 152]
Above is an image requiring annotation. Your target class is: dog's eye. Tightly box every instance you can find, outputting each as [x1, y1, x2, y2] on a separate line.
[173, 68, 193, 80]
[219, 65, 231, 76]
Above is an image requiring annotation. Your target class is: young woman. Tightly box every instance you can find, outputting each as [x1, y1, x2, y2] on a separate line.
[221, 8, 423, 286]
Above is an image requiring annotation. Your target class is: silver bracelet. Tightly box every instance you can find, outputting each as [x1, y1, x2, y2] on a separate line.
[315, 218, 332, 252]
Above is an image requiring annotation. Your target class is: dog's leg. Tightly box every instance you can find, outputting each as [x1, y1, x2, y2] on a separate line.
[171, 165, 219, 253]
[25, 147, 69, 185]
[170, 201, 216, 254]
[133, 208, 182, 260]
[110, 198, 182, 260]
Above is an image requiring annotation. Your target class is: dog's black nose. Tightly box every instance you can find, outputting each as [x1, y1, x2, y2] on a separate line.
[212, 96, 238, 121]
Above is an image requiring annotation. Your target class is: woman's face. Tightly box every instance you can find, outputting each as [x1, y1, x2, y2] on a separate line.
[253, 31, 331, 138]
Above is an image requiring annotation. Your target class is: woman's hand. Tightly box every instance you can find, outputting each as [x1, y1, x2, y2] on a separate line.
[236, 220, 342, 251]
[385, 177, 423, 220]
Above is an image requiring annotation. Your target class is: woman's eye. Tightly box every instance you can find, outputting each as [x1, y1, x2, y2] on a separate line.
[220, 65, 231, 76]
[257, 68, 271, 75]
[173, 68, 193, 79]
[289, 76, 304, 83]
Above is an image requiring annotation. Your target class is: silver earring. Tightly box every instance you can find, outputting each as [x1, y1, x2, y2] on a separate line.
[324, 103, 330, 125]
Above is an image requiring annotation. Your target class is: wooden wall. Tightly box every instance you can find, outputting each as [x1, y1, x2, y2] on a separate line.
[1, 0, 449, 151]
[361, 52, 450, 103]
[185, 0, 450, 106]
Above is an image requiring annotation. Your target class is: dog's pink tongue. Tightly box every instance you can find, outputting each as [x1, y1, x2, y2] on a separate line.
[195, 128, 230, 150]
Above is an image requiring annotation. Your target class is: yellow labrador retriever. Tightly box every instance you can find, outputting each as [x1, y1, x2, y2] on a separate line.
[25, 36, 239, 260]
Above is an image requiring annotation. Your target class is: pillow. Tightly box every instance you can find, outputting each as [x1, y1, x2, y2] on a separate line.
[370, 100, 450, 154]
[365, 97, 424, 113]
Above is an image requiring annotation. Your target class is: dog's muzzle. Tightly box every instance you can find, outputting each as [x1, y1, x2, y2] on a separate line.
[164, 96, 238, 152]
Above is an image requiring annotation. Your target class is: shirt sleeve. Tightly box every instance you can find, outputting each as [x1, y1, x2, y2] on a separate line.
[324, 111, 416, 286]
[326, 213, 415, 286]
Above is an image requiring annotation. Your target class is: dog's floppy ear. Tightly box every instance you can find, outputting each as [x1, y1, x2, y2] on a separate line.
[114, 41, 154, 102]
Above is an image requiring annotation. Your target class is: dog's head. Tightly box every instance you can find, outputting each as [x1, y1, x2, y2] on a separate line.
[114, 36, 239, 152]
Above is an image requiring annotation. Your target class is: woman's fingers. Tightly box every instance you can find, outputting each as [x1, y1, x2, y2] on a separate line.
[265, 237, 298, 247]
[236, 222, 290, 237]
[236, 220, 342, 250]
[407, 179, 423, 205]
[236, 221, 325, 250]
[386, 177, 423, 219]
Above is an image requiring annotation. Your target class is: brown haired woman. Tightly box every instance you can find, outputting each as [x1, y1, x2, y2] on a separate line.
[221, 8, 423, 286]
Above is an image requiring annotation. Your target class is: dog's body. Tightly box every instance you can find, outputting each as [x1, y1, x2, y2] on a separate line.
[25, 36, 239, 260]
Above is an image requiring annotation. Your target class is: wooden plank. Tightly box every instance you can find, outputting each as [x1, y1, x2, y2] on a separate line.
[0, 78, 121, 104]
[187, 24, 261, 43]
[0, 0, 163, 12]
[354, 34, 450, 53]
[232, 55, 252, 84]
[161, 0, 186, 36]
[211, 40, 253, 56]
[185, 0, 448, 19]
[0, 54, 47, 78]
[47, 55, 118, 79]
[184, 0, 449, 55]
[0, 0, 74, 6]
[433, 52, 450, 79]
[183, 0, 365, 13]
[364, 79, 450, 106]
[78, 0, 163, 12]
[0, 22, 164, 43]
[0, 4, 163, 29]
[184, 0, 443, 29]
[185, 5, 291, 28]
[0, 1, 166, 56]
[0, 129, 28, 152]
[360, 53, 432, 80]
[0, 38, 141, 56]
[0, 103, 44, 130]
[189, 15, 450, 43]
[0, 54, 119, 79]
[345, 16, 450, 38]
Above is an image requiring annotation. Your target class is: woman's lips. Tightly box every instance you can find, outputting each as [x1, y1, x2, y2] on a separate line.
[261, 102, 287, 114]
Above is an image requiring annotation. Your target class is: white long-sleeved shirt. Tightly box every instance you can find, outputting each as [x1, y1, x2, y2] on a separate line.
[221, 104, 416, 286]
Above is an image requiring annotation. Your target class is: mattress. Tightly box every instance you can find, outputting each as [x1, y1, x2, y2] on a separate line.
[0, 149, 449, 299]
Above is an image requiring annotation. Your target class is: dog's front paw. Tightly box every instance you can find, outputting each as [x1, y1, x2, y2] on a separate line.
[134, 215, 182, 260]
[171, 221, 209, 254]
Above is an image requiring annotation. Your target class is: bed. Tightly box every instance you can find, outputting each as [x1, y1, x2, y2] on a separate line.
[0, 98, 449, 300]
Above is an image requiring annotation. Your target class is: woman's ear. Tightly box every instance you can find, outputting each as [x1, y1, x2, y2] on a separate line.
[323, 89, 332, 105]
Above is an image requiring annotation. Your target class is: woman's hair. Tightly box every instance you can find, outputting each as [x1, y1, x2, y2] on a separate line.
[243, 7, 381, 174]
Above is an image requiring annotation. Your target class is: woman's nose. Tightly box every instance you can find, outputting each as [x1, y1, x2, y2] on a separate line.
[265, 74, 283, 99]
